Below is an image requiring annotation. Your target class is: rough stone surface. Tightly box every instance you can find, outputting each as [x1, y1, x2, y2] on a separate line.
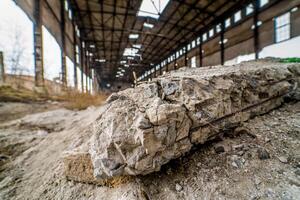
[1, 86, 300, 200]
[67, 60, 300, 181]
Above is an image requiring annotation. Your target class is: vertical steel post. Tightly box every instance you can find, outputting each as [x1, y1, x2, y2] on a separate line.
[72, 20, 78, 89]
[199, 37, 203, 67]
[254, 0, 259, 59]
[0, 52, 4, 84]
[220, 21, 225, 65]
[159, 64, 162, 75]
[33, 0, 44, 87]
[85, 50, 89, 93]
[184, 48, 188, 66]
[61, 0, 67, 87]
[80, 41, 85, 93]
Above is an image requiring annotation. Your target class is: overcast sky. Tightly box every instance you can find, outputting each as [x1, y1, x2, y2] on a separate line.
[0, 0, 73, 83]
[0, 0, 34, 76]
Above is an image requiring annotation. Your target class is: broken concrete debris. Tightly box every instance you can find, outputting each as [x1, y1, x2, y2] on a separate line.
[64, 61, 300, 183]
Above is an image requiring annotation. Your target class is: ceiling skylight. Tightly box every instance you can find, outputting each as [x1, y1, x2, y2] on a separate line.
[132, 44, 142, 49]
[96, 59, 106, 63]
[123, 47, 139, 57]
[138, 0, 170, 19]
[129, 34, 139, 39]
[143, 22, 154, 28]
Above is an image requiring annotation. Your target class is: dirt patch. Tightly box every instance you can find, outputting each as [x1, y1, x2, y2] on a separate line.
[0, 100, 299, 199]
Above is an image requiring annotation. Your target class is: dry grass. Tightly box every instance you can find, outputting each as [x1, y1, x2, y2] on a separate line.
[0, 85, 108, 110]
[56, 90, 108, 110]
[0, 85, 49, 102]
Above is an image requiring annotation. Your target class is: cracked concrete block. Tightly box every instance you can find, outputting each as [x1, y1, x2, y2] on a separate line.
[64, 60, 300, 183]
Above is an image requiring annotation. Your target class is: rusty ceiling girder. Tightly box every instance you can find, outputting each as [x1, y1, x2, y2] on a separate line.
[69, 0, 256, 83]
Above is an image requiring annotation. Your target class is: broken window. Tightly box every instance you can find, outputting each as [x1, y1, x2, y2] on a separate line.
[275, 12, 291, 43]
[246, 4, 254, 15]
[202, 33, 207, 41]
[191, 40, 196, 48]
[234, 10, 242, 23]
[187, 43, 191, 51]
[216, 24, 221, 33]
[259, 0, 269, 8]
[225, 18, 231, 28]
[209, 29, 214, 37]
[196, 37, 201, 45]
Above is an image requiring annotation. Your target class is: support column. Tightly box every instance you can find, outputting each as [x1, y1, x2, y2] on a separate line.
[33, 0, 44, 87]
[159, 64, 162, 75]
[0, 52, 5, 84]
[85, 50, 89, 93]
[72, 21, 78, 89]
[174, 56, 177, 70]
[80, 41, 84, 92]
[184, 48, 188, 66]
[253, 0, 259, 59]
[199, 37, 203, 67]
[60, 1, 67, 87]
[220, 22, 225, 65]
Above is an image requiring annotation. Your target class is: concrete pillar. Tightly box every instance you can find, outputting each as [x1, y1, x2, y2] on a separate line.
[80, 41, 84, 93]
[220, 21, 225, 65]
[199, 37, 203, 67]
[73, 21, 78, 89]
[33, 0, 44, 87]
[184, 49, 188, 66]
[253, 0, 260, 59]
[0, 52, 5, 84]
[85, 50, 89, 93]
[159, 64, 162, 75]
[61, 0, 67, 87]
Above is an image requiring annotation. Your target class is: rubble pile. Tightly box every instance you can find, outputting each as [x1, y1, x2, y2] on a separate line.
[64, 60, 300, 183]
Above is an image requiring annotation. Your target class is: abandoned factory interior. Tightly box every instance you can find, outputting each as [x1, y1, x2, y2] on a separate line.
[0, 0, 300, 199]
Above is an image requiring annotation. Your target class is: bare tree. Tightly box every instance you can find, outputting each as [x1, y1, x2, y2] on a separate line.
[7, 26, 27, 76]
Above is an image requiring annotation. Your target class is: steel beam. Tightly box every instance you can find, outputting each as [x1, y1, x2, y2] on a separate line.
[254, 0, 259, 59]
[185, 50, 188, 66]
[80, 40, 85, 92]
[61, 0, 67, 87]
[0, 52, 4, 84]
[33, 0, 44, 87]
[73, 20, 78, 89]
[85, 50, 89, 93]
[220, 21, 225, 65]
[199, 38, 203, 67]
[159, 64, 162, 75]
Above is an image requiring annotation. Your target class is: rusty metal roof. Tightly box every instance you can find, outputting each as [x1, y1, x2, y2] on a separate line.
[70, 0, 251, 83]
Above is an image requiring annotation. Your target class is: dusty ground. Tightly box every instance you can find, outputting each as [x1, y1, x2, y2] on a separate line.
[0, 99, 299, 200]
[0, 101, 62, 123]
